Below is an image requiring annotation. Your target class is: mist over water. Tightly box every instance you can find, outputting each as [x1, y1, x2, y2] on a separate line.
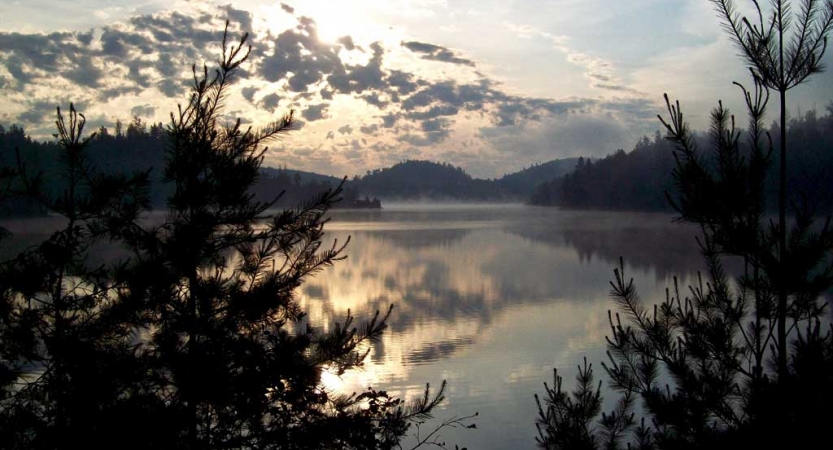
[0, 204, 705, 448]
[297, 204, 703, 449]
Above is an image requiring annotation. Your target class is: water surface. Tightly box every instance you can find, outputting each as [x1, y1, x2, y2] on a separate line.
[0, 204, 705, 448]
[302, 204, 703, 449]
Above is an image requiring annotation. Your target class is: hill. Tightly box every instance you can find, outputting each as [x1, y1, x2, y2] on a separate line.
[1, 120, 584, 214]
[349, 159, 580, 202]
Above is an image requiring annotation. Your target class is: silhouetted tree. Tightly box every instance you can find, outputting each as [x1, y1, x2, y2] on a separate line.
[113, 24, 456, 450]
[1, 22, 470, 450]
[0, 105, 150, 449]
[710, 0, 833, 376]
[535, 76, 833, 449]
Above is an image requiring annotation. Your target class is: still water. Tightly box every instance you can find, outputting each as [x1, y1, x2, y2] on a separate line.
[0, 204, 705, 449]
[302, 204, 704, 450]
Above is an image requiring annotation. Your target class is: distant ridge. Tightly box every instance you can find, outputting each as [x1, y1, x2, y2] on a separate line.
[343, 159, 581, 202]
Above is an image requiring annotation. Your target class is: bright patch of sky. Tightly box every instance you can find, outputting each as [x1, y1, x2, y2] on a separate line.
[1, 0, 831, 178]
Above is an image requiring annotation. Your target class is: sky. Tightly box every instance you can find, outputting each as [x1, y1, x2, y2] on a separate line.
[1, 0, 831, 178]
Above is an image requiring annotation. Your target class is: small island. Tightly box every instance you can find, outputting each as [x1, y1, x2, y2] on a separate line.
[334, 196, 382, 209]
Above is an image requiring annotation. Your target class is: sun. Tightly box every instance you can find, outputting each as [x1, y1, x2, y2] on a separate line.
[257, 1, 400, 48]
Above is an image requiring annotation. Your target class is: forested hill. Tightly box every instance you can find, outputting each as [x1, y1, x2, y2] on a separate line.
[0, 120, 581, 215]
[351, 159, 580, 201]
[0, 120, 344, 215]
[530, 135, 677, 210]
[492, 158, 580, 197]
[531, 106, 833, 212]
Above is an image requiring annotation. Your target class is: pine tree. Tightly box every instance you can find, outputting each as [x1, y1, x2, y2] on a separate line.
[535, 76, 833, 449]
[115, 24, 449, 450]
[709, 0, 833, 377]
[1, 22, 468, 450]
[0, 105, 150, 449]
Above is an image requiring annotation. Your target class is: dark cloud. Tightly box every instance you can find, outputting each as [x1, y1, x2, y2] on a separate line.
[97, 85, 144, 101]
[398, 117, 450, 146]
[386, 70, 420, 95]
[130, 104, 156, 117]
[0, 31, 81, 73]
[18, 98, 88, 125]
[326, 42, 385, 95]
[0, 4, 662, 179]
[302, 103, 328, 121]
[402, 41, 476, 67]
[241, 86, 258, 102]
[17, 100, 58, 124]
[157, 78, 185, 98]
[421, 118, 450, 133]
[153, 53, 179, 78]
[280, 3, 295, 14]
[361, 92, 388, 109]
[99, 28, 153, 58]
[360, 124, 379, 134]
[126, 59, 153, 88]
[337, 36, 356, 51]
[380, 113, 400, 128]
[260, 93, 281, 112]
[222, 5, 253, 32]
[128, 12, 219, 48]
[406, 105, 459, 120]
[259, 20, 343, 91]
[4, 54, 35, 84]
[593, 83, 646, 95]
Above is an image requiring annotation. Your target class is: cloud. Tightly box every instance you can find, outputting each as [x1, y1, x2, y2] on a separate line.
[157, 78, 185, 98]
[65, 57, 104, 88]
[241, 86, 258, 102]
[130, 104, 156, 118]
[222, 5, 253, 33]
[259, 19, 345, 92]
[360, 124, 379, 134]
[17, 99, 60, 124]
[302, 103, 328, 121]
[0, 4, 665, 179]
[480, 113, 639, 163]
[402, 41, 476, 66]
[259, 93, 281, 112]
[337, 36, 356, 51]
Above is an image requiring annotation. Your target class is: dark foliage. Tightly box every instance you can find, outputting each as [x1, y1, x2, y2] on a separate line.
[536, 79, 833, 449]
[347, 159, 580, 202]
[0, 105, 151, 449]
[2, 126, 582, 210]
[531, 107, 833, 212]
[530, 137, 677, 211]
[536, 1, 833, 441]
[0, 121, 344, 215]
[1, 24, 472, 450]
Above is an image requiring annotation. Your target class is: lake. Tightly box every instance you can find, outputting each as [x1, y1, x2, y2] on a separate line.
[0, 204, 706, 449]
[300, 204, 704, 449]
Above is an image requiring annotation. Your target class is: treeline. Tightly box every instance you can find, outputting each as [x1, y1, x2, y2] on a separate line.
[0, 119, 344, 216]
[1, 122, 583, 214]
[352, 158, 579, 201]
[531, 105, 833, 211]
[531, 134, 676, 210]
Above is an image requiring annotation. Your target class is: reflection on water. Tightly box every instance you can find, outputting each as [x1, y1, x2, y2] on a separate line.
[299, 205, 704, 450]
[0, 205, 705, 449]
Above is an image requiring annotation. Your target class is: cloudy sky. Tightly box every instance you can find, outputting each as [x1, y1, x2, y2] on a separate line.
[1, 0, 831, 178]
